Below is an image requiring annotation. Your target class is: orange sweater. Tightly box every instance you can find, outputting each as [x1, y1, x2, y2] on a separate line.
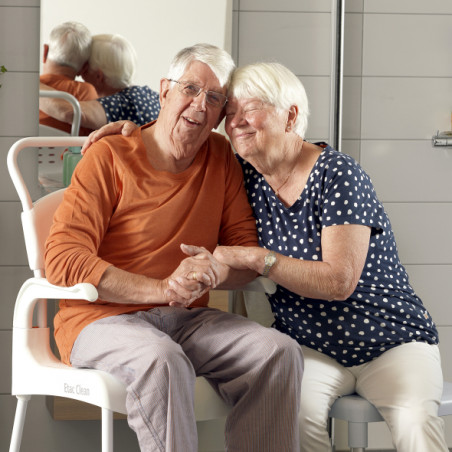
[39, 73, 98, 136]
[45, 123, 258, 364]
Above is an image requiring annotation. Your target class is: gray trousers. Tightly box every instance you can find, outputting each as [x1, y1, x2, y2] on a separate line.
[70, 307, 303, 452]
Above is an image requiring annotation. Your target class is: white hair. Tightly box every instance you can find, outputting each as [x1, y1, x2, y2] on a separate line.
[47, 21, 92, 72]
[88, 34, 137, 89]
[167, 43, 235, 88]
[229, 62, 310, 139]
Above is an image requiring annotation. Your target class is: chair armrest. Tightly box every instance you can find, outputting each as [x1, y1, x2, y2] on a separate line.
[14, 277, 98, 329]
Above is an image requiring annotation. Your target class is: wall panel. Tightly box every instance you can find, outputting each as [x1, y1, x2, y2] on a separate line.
[237, 12, 331, 75]
[361, 140, 452, 202]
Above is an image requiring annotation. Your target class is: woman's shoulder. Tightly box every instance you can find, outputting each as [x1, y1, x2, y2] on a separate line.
[314, 143, 365, 176]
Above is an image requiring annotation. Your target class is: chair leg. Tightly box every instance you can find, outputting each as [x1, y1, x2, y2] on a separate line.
[348, 421, 368, 452]
[328, 417, 336, 452]
[9, 395, 31, 452]
[102, 407, 114, 452]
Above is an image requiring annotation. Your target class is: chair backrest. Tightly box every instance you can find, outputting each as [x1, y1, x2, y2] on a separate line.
[8, 137, 86, 276]
[22, 189, 65, 275]
[39, 90, 82, 136]
[38, 92, 82, 191]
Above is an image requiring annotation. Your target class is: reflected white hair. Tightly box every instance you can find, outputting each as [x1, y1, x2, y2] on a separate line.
[167, 43, 235, 88]
[229, 62, 310, 139]
[47, 21, 92, 72]
[89, 34, 137, 90]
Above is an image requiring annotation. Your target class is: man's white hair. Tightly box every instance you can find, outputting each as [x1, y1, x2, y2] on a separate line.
[167, 43, 235, 89]
[47, 21, 92, 72]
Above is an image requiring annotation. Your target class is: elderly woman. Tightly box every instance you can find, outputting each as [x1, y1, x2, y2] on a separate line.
[213, 62, 447, 452]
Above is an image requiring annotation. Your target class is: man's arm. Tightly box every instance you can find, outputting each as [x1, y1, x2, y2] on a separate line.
[40, 82, 108, 130]
[98, 253, 220, 308]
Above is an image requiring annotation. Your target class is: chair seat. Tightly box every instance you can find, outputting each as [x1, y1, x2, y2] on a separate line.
[439, 381, 452, 416]
[329, 394, 383, 423]
[330, 380, 452, 424]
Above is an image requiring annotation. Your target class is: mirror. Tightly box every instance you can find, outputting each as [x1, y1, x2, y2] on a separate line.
[40, 0, 233, 91]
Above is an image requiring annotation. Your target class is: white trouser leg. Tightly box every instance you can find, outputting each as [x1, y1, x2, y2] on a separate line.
[298, 346, 355, 452]
[355, 342, 448, 452]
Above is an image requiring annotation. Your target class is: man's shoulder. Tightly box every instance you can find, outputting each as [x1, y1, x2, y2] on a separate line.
[39, 74, 97, 101]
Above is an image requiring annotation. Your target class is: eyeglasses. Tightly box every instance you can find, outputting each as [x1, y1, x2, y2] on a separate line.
[168, 79, 228, 108]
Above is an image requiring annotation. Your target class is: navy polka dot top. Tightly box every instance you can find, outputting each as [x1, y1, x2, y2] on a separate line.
[98, 85, 160, 126]
[238, 144, 439, 366]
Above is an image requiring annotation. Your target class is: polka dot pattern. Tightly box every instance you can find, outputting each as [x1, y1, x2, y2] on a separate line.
[98, 86, 160, 126]
[238, 144, 439, 366]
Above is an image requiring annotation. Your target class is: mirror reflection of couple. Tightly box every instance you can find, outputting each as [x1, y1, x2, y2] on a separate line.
[39, 21, 160, 135]
[44, 22, 447, 452]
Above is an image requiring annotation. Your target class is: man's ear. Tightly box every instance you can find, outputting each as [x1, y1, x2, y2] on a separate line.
[43, 44, 49, 63]
[159, 78, 171, 108]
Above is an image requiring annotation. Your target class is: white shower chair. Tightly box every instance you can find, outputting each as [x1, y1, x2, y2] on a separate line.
[7, 136, 276, 452]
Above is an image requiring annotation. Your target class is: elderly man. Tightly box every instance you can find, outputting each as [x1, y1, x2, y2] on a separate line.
[45, 43, 303, 452]
[40, 21, 98, 135]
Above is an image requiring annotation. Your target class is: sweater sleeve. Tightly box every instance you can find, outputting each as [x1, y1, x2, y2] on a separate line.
[44, 141, 118, 287]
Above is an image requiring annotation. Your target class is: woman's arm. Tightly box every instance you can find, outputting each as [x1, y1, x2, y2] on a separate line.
[214, 224, 371, 301]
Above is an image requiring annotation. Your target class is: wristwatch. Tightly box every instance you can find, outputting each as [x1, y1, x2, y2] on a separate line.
[262, 251, 277, 277]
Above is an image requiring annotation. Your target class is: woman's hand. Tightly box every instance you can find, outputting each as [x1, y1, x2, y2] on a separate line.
[81, 120, 139, 154]
[214, 245, 263, 272]
[165, 244, 223, 307]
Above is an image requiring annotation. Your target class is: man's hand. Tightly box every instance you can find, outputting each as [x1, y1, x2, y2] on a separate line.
[81, 120, 139, 154]
[165, 244, 223, 307]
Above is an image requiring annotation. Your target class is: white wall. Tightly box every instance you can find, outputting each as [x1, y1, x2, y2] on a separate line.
[40, 0, 233, 91]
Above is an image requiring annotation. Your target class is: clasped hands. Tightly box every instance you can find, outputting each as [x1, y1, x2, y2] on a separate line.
[165, 244, 224, 308]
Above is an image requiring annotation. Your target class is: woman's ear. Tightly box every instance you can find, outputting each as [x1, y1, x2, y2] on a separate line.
[286, 105, 299, 132]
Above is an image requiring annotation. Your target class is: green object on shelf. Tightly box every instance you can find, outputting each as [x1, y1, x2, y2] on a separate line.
[63, 146, 83, 187]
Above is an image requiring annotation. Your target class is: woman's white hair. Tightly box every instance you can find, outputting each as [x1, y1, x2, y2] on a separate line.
[89, 34, 137, 90]
[229, 62, 310, 139]
[47, 21, 92, 72]
[167, 43, 235, 88]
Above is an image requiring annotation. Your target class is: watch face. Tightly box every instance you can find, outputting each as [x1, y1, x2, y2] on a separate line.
[266, 254, 276, 265]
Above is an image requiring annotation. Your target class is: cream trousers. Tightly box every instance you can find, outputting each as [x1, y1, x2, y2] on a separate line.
[299, 342, 448, 452]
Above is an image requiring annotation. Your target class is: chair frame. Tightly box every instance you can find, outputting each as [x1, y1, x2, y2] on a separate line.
[39, 90, 82, 136]
[8, 136, 276, 452]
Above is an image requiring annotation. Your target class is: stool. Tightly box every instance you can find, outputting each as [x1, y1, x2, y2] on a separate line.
[329, 381, 452, 452]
